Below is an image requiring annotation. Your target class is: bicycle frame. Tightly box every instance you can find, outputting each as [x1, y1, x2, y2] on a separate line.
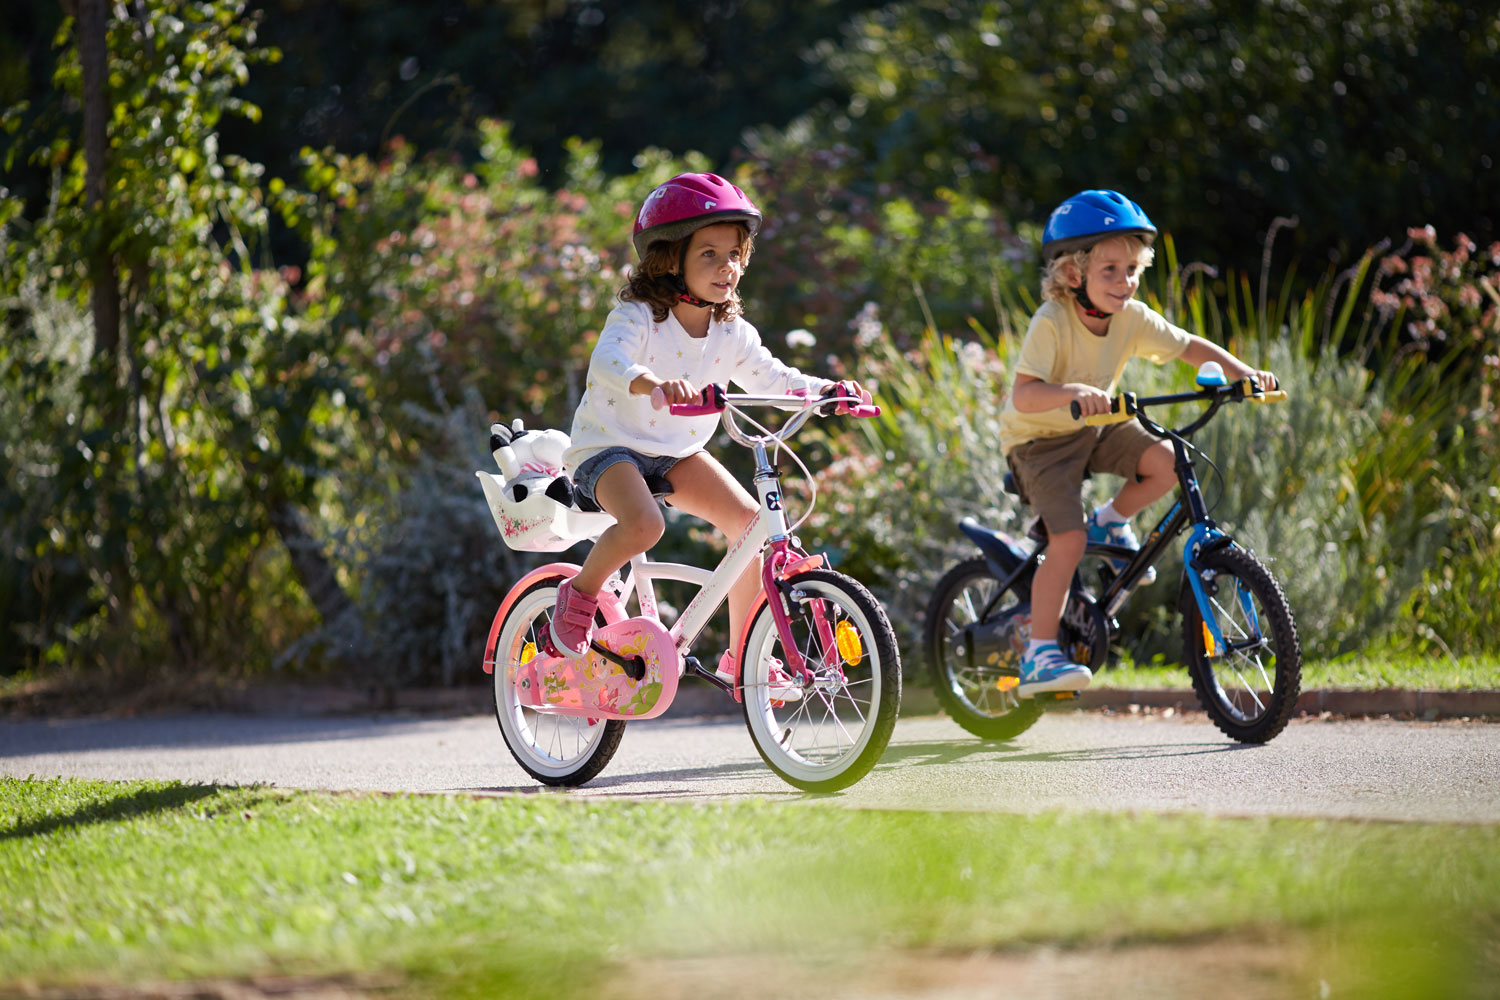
[599, 393, 842, 690]
[993, 381, 1278, 655]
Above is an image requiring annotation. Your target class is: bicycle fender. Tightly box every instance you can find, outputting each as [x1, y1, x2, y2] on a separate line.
[1181, 526, 1235, 653]
[959, 517, 1029, 574]
[483, 562, 629, 674]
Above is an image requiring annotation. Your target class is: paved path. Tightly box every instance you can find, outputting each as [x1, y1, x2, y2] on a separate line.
[5, 710, 1497, 824]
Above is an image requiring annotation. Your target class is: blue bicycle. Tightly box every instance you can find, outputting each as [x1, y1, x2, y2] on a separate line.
[922, 367, 1303, 744]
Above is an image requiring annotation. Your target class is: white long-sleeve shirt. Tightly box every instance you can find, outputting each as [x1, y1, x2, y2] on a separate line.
[563, 299, 831, 470]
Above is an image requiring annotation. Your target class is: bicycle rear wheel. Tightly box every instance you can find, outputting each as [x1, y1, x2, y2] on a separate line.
[740, 569, 900, 792]
[923, 557, 1044, 741]
[1180, 546, 1303, 743]
[491, 578, 625, 785]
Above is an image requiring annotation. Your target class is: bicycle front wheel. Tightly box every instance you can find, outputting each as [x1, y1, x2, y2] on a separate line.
[1180, 546, 1303, 743]
[491, 578, 626, 786]
[923, 557, 1044, 741]
[740, 569, 900, 792]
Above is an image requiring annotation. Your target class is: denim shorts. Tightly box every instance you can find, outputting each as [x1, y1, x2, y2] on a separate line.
[571, 447, 683, 508]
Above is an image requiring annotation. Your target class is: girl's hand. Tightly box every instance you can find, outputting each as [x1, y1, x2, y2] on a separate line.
[1068, 383, 1112, 418]
[649, 378, 699, 405]
[818, 379, 872, 416]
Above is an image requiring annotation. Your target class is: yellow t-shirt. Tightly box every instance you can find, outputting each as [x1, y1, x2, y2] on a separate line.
[999, 298, 1190, 455]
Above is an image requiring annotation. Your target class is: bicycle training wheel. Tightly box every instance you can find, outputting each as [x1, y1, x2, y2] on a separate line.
[491, 578, 625, 785]
[740, 569, 900, 792]
[923, 557, 1043, 741]
[1180, 546, 1303, 743]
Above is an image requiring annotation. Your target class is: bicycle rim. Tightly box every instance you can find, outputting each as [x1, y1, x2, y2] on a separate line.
[741, 569, 900, 792]
[492, 581, 625, 785]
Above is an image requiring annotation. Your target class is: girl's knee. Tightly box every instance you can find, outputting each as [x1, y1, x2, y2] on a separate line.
[631, 509, 666, 550]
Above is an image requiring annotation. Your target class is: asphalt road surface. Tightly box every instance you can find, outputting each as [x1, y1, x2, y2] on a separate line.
[4, 710, 1497, 823]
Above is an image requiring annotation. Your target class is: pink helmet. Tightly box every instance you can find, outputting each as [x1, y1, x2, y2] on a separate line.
[631, 172, 762, 260]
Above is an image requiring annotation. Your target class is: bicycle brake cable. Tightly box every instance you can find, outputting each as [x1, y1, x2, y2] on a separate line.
[728, 405, 819, 535]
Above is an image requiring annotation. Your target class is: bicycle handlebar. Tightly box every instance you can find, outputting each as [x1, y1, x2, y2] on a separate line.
[650, 384, 881, 419]
[1069, 377, 1286, 426]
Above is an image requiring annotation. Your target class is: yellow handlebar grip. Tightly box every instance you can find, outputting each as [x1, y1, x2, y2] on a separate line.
[1256, 389, 1288, 404]
[1083, 409, 1138, 426]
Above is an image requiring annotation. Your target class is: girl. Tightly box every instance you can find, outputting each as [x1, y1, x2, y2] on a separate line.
[551, 172, 864, 700]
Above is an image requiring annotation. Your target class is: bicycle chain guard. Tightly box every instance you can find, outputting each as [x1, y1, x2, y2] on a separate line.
[520, 617, 681, 720]
[1061, 589, 1110, 670]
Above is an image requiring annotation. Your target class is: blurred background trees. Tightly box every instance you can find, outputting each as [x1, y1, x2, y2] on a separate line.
[2, 0, 1496, 688]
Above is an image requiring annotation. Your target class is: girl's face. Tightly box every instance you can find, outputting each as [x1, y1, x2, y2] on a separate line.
[1075, 237, 1144, 313]
[676, 223, 747, 303]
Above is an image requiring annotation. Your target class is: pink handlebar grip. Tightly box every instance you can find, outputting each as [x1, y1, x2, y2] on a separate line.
[669, 400, 726, 416]
[847, 403, 881, 418]
[652, 383, 726, 416]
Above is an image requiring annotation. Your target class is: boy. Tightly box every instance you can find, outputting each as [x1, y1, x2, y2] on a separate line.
[1000, 189, 1276, 697]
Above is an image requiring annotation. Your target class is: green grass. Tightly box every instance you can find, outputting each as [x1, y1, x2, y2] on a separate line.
[1093, 654, 1500, 691]
[3, 778, 1497, 998]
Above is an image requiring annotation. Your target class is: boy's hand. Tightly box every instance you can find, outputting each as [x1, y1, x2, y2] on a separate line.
[1068, 383, 1113, 418]
[1248, 370, 1279, 393]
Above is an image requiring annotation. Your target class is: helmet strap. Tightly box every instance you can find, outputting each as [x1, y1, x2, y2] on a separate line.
[1073, 281, 1112, 319]
[668, 273, 714, 309]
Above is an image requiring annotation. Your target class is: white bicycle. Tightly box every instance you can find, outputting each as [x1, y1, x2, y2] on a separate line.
[477, 385, 901, 792]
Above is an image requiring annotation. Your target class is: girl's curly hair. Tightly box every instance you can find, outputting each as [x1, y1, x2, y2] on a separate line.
[1042, 234, 1155, 302]
[620, 223, 755, 323]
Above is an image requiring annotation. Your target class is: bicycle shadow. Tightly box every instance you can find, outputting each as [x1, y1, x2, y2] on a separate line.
[454, 756, 836, 801]
[876, 738, 1254, 768]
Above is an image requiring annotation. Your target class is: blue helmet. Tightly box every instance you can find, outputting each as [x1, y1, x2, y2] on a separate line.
[1041, 190, 1157, 260]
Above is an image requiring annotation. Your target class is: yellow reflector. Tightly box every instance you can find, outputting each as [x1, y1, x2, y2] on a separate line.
[1201, 622, 1217, 658]
[521, 641, 537, 664]
[835, 620, 863, 666]
[995, 675, 1020, 692]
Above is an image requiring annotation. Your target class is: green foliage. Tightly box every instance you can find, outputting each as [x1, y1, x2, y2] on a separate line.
[736, 134, 1026, 353]
[212, 0, 888, 180]
[783, 0, 1499, 274]
[0, 2, 348, 673]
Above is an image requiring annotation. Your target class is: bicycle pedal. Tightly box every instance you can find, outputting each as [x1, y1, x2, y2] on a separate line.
[1035, 690, 1080, 702]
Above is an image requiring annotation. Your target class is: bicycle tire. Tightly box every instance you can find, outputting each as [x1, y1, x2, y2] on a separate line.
[923, 557, 1044, 741]
[1180, 546, 1303, 743]
[740, 569, 900, 792]
[490, 578, 626, 785]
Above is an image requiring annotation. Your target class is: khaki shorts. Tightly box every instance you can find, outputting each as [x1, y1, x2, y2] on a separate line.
[1006, 423, 1159, 536]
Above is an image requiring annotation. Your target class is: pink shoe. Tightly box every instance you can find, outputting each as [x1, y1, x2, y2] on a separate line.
[717, 651, 803, 702]
[550, 579, 598, 659]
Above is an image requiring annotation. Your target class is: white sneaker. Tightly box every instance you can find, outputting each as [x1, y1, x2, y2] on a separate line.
[1017, 642, 1092, 698]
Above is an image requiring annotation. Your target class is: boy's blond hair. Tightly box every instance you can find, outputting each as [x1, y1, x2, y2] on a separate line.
[1041, 235, 1156, 303]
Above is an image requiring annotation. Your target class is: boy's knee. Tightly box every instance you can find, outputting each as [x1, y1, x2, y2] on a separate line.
[1049, 528, 1087, 555]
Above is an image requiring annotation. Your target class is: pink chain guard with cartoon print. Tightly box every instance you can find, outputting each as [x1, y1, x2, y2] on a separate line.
[513, 617, 680, 720]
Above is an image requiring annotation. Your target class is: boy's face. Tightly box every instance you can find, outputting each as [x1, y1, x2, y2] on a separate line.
[1075, 237, 1144, 313]
[676, 223, 747, 304]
